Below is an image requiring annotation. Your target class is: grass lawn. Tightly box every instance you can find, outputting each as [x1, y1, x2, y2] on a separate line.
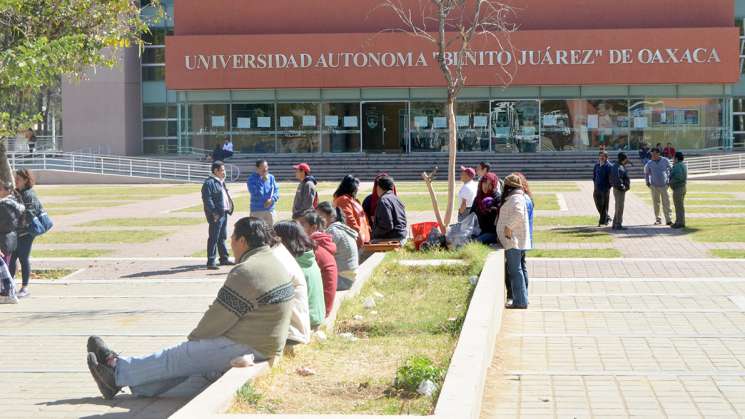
[685, 181, 745, 193]
[636, 192, 735, 199]
[528, 249, 621, 258]
[709, 249, 745, 259]
[36, 230, 168, 244]
[532, 194, 560, 210]
[32, 249, 113, 258]
[30, 269, 77, 280]
[685, 200, 745, 207]
[77, 218, 204, 227]
[687, 207, 745, 214]
[35, 184, 200, 197]
[683, 218, 745, 243]
[533, 228, 612, 243]
[231, 244, 489, 415]
[45, 201, 133, 209]
[535, 216, 597, 227]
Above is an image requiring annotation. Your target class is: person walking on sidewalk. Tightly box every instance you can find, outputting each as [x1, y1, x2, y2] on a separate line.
[592, 151, 612, 227]
[644, 147, 673, 226]
[291, 163, 318, 219]
[85, 217, 294, 400]
[670, 151, 688, 229]
[247, 159, 279, 226]
[609, 152, 631, 230]
[202, 161, 235, 270]
[10, 169, 44, 297]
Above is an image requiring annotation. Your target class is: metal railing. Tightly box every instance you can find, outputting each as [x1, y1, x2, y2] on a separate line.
[8, 152, 241, 183]
[6, 137, 62, 153]
[685, 154, 745, 176]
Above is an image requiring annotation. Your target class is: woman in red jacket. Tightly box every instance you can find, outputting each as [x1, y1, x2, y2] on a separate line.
[333, 175, 370, 248]
[298, 211, 338, 316]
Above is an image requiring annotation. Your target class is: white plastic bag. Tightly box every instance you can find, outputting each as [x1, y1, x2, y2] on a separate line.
[447, 213, 480, 249]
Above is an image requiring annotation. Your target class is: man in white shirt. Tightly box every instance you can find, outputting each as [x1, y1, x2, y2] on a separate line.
[221, 137, 234, 159]
[458, 166, 478, 222]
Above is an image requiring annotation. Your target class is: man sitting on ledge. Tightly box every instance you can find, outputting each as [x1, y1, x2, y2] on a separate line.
[85, 217, 294, 399]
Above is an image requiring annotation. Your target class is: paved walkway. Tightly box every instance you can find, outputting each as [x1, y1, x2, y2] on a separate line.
[481, 258, 745, 418]
[0, 272, 221, 419]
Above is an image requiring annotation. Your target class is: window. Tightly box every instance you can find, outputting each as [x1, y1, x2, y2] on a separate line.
[142, 66, 165, 82]
[231, 103, 277, 153]
[540, 99, 628, 152]
[322, 102, 361, 152]
[185, 104, 230, 152]
[630, 98, 723, 150]
[276, 103, 321, 153]
[455, 101, 490, 152]
[142, 47, 165, 64]
[410, 102, 448, 152]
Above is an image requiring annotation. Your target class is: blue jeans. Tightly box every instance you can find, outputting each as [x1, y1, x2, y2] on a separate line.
[474, 232, 498, 245]
[207, 214, 229, 264]
[115, 337, 258, 398]
[10, 234, 34, 287]
[506, 248, 529, 307]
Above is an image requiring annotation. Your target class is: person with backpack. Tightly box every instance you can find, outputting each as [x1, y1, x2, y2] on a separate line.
[291, 163, 318, 220]
[609, 153, 631, 230]
[0, 181, 24, 304]
[10, 169, 45, 298]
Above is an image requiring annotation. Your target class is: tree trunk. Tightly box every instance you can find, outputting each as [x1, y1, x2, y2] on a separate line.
[0, 140, 15, 188]
[441, 96, 457, 230]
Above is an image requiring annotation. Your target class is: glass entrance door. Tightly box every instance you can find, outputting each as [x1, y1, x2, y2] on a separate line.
[361, 102, 407, 153]
[490, 100, 540, 153]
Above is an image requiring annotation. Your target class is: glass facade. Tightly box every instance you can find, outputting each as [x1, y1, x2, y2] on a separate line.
[165, 96, 728, 155]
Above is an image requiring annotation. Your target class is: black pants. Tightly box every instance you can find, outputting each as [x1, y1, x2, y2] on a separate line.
[505, 252, 528, 300]
[207, 214, 229, 264]
[593, 189, 611, 225]
[9, 234, 34, 287]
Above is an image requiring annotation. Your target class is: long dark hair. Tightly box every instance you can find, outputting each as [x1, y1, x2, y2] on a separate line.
[15, 169, 35, 191]
[233, 217, 280, 249]
[299, 210, 325, 231]
[333, 175, 359, 199]
[317, 201, 344, 224]
[274, 221, 314, 257]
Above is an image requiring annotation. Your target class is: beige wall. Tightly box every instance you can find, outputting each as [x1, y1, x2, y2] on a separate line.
[61, 47, 142, 156]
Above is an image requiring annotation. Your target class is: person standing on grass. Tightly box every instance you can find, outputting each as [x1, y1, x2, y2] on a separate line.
[202, 161, 235, 270]
[333, 175, 370, 248]
[247, 159, 279, 227]
[85, 217, 294, 400]
[670, 151, 688, 229]
[458, 166, 478, 222]
[609, 153, 631, 230]
[470, 173, 501, 245]
[297, 211, 338, 317]
[497, 174, 534, 310]
[10, 169, 44, 298]
[273, 221, 326, 328]
[592, 151, 613, 227]
[371, 176, 408, 244]
[644, 147, 673, 226]
[291, 163, 318, 220]
[316, 202, 359, 291]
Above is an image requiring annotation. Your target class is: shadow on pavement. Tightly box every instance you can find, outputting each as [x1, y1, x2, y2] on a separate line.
[121, 264, 221, 278]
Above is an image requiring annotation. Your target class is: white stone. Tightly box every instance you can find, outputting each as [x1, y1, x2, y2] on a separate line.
[417, 379, 437, 396]
[363, 297, 376, 309]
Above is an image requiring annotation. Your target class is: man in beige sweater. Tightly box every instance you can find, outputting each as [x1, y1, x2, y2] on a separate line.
[85, 217, 294, 400]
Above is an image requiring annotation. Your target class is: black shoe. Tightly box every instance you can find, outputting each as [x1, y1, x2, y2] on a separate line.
[671, 224, 684, 229]
[505, 302, 528, 309]
[86, 352, 120, 400]
[206, 264, 219, 270]
[87, 336, 117, 364]
[666, 221, 674, 226]
[219, 259, 234, 266]
[654, 219, 662, 225]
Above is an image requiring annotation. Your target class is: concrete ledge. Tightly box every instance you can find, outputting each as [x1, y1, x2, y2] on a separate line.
[169, 250, 505, 419]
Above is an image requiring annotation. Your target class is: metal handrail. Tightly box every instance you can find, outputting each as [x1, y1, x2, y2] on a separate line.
[8, 151, 241, 183]
[685, 154, 745, 176]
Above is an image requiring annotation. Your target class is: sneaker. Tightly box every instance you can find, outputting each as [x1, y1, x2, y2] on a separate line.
[219, 259, 234, 266]
[206, 264, 219, 270]
[505, 302, 528, 309]
[654, 219, 662, 225]
[87, 336, 117, 364]
[86, 352, 120, 400]
[17, 288, 29, 298]
[0, 294, 19, 304]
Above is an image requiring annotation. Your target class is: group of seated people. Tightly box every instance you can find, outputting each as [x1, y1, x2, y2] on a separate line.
[85, 174, 409, 400]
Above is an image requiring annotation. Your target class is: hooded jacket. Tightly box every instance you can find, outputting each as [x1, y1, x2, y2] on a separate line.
[292, 175, 318, 219]
[334, 195, 371, 247]
[272, 244, 311, 344]
[295, 250, 326, 327]
[310, 231, 337, 316]
[0, 196, 25, 254]
[372, 191, 407, 241]
[326, 221, 359, 276]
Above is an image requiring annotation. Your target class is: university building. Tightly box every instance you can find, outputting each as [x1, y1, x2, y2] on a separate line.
[62, 0, 745, 159]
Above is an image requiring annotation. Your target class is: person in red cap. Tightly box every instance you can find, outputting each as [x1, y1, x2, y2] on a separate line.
[458, 166, 478, 222]
[292, 163, 318, 219]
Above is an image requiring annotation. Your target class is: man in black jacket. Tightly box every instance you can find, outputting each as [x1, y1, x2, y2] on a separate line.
[371, 176, 407, 243]
[202, 161, 234, 270]
[592, 151, 613, 227]
[610, 152, 631, 230]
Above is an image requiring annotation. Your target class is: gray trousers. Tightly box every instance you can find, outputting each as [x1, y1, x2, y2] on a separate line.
[612, 188, 626, 227]
[672, 186, 686, 226]
[250, 210, 276, 227]
[650, 186, 672, 223]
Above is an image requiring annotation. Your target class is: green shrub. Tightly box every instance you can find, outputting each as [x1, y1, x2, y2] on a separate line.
[236, 382, 262, 406]
[394, 355, 444, 394]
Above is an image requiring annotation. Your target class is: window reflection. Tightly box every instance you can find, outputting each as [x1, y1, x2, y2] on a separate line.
[322, 103, 361, 153]
[276, 103, 321, 153]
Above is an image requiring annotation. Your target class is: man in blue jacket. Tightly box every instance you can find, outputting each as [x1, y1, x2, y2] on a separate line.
[592, 151, 613, 227]
[202, 161, 234, 270]
[247, 160, 279, 227]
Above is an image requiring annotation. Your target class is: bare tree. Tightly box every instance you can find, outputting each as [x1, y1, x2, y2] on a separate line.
[380, 0, 518, 233]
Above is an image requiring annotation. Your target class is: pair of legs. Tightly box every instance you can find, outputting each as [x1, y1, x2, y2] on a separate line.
[612, 189, 626, 229]
[207, 214, 229, 266]
[505, 249, 528, 308]
[672, 186, 686, 228]
[102, 337, 259, 398]
[505, 251, 528, 301]
[592, 189, 611, 225]
[9, 234, 34, 291]
[251, 210, 276, 227]
[650, 186, 672, 224]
